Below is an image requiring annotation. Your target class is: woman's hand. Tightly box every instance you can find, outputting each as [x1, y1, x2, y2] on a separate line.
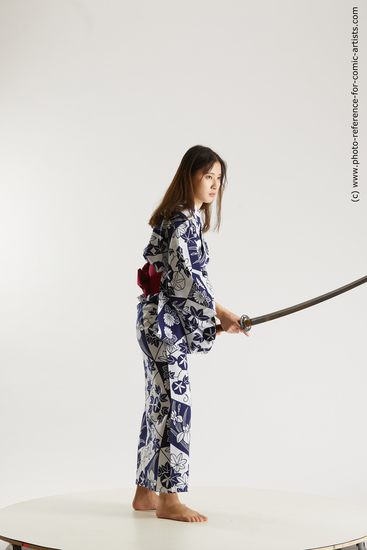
[215, 302, 250, 337]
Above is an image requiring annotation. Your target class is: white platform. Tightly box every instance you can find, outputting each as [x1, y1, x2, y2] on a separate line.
[0, 487, 367, 550]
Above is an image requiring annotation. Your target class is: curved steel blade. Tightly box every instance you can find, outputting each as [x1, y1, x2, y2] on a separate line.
[240, 274, 367, 331]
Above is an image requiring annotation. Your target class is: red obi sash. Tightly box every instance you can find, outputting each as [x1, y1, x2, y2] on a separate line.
[137, 262, 162, 297]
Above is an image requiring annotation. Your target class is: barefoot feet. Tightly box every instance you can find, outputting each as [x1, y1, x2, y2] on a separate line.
[156, 493, 208, 522]
[133, 486, 207, 522]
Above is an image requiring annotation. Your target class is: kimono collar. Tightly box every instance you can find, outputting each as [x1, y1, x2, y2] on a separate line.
[193, 203, 202, 228]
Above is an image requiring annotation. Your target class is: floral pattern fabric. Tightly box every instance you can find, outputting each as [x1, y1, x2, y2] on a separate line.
[135, 205, 217, 493]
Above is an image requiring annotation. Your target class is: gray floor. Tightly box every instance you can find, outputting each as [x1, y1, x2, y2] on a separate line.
[0, 539, 363, 550]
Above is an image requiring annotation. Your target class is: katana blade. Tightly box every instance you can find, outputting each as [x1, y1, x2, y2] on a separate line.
[216, 274, 367, 333]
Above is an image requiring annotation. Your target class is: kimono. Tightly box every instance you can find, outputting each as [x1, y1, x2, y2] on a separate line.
[135, 204, 217, 493]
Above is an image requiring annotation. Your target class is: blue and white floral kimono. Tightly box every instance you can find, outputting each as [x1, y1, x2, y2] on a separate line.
[135, 204, 217, 493]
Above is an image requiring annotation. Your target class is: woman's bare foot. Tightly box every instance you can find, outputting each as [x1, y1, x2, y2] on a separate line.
[132, 485, 159, 510]
[156, 493, 208, 522]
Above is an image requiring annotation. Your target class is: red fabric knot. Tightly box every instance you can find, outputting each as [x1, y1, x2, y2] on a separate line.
[137, 262, 162, 297]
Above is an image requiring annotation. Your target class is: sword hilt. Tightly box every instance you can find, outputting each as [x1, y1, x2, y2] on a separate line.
[240, 314, 252, 331]
[216, 314, 252, 333]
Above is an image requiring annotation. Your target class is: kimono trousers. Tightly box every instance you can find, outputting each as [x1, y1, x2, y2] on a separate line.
[135, 205, 217, 493]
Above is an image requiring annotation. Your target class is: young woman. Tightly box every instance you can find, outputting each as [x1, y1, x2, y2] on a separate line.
[132, 145, 249, 522]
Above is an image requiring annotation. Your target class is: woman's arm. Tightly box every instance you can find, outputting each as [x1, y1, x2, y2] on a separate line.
[215, 302, 250, 336]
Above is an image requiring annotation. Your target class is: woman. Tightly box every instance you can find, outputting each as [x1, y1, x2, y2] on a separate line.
[132, 145, 249, 522]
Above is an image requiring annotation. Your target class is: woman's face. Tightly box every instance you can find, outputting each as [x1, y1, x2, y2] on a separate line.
[192, 161, 222, 208]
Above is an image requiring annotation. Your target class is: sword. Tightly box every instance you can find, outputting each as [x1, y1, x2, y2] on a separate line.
[216, 274, 367, 333]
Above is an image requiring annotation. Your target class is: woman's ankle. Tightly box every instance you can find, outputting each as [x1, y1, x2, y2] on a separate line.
[158, 492, 179, 504]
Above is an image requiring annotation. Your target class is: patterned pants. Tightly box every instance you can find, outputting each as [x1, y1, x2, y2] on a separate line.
[135, 296, 191, 493]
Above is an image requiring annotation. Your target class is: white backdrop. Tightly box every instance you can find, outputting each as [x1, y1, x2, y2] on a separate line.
[0, 0, 366, 510]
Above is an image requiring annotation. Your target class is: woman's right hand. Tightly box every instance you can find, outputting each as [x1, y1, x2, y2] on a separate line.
[215, 303, 250, 337]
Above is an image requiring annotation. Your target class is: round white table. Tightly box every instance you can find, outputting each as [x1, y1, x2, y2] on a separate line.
[0, 487, 366, 550]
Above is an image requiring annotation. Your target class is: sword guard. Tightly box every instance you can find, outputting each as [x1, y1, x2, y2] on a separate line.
[240, 314, 251, 332]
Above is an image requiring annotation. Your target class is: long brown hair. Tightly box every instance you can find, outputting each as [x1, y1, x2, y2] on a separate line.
[149, 145, 228, 232]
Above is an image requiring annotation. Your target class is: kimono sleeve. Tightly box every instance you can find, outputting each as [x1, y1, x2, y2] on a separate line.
[157, 216, 217, 354]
